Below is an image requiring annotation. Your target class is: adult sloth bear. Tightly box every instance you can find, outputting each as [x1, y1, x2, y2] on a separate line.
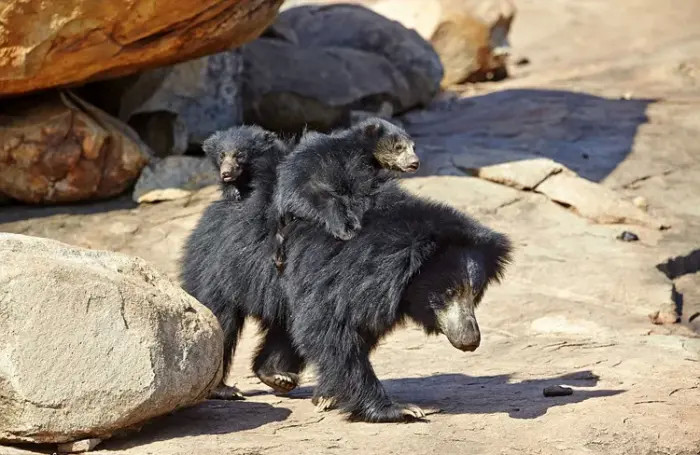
[183, 120, 418, 399]
[276, 182, 511, 422]
[182, 122, 511, 422]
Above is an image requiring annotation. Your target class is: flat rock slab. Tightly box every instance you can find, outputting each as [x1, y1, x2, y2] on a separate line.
[535, 171, 666, 229]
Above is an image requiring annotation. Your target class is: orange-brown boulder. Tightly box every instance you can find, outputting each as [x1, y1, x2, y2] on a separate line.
[0, 0, 283, 96]
[0, 92, 149, 203]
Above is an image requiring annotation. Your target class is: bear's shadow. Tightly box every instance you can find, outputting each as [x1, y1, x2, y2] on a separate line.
[287, 369, 623, 419]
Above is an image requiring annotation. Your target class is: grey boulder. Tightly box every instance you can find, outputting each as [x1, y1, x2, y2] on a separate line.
[241, 4, 443, 132]
[0, 234, 223, 444]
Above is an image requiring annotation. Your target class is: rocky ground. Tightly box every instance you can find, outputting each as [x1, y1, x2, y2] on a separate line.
[2, 0, 699, 454]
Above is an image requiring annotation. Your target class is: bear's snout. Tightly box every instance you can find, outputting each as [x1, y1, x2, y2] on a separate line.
[436, 300, 481, 352]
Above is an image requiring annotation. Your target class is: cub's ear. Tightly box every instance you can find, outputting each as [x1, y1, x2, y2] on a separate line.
[362, 119, 385, 138]
[263, 131, 279, 144]
[201, 131, 222, 157]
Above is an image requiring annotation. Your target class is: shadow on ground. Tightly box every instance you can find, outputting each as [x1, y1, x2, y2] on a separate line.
[403, 89, 654, 182]
[0, 371, 626, 453]
[289, 370, 623, 420]
[0, 194, 137, 224]
[99, 400, 291, 451]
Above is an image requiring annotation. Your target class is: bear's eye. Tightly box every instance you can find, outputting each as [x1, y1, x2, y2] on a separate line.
[394, 143, 405, 152]
[445, 289, 455, 298]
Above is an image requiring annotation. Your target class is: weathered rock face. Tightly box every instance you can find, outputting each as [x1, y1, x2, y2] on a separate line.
[0, 92, 149, 204]
[133, 156, 218, 203]
[0, 233, 223, 444]
[280, 0, 515, 86]
[374, 0, 515, 85]
[0, 0, 284, 96]
[80, 50, 244, 156]
[241, 4, 443, 133]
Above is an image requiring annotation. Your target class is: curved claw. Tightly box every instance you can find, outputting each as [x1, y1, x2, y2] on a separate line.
[257, 372, 299, 394]
[399, 403, 426, 420]
[209, 384, 245, 401]
[312, 396, 337, 412]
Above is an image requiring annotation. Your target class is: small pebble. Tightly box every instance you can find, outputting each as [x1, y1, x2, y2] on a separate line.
[543, 385, 573, 397]
[617, 231, 639, 242]
[57, 438, 102, 453]
[633, 196, 649, 211]
[516, 57, 530, 66]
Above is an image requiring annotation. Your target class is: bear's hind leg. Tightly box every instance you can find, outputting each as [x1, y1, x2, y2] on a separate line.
[253, 324, 306, 394]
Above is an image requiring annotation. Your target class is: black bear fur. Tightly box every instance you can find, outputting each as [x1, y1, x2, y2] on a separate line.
[181, 124, 511, 422]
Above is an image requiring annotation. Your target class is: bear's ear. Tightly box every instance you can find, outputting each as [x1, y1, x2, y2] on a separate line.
[263, 131, 279, 144]
[466, 252, 486, 295]
[363, 120, 384, 138]
[201, 132, 220, 157]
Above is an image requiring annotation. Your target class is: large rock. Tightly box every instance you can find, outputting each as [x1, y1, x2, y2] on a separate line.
[241, 4, 443, 133]
[280, 0, 514, 86]
[0, 0, 283, 96]
[0, 92, 149, 204]
[372, 0, 515, 85]
[80, 51, 244, 156]
[0, 233, 223, 444]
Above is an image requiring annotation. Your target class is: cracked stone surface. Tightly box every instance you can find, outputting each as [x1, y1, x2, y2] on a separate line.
[1, 0, 700, 453]
[0, 92, 149, 204]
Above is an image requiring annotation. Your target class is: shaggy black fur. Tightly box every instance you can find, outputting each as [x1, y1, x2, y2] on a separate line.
[278, 183, 511, 421]
[273, 118, 418, 271]
[181, 125, 297, 389]
[182, 124, 511, 423]
[202, 125, 284, 201]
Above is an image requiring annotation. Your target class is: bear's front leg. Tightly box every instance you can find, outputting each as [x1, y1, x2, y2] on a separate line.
[311, 332, 426, 423]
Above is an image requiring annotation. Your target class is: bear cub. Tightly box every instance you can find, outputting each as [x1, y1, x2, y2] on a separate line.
[273, 118, 419, 271]
[202, 125, 288, 201]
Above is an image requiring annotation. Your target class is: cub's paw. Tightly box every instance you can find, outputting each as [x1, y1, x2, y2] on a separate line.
[257, 372, 299, 394]
[209, 384, 245, 401]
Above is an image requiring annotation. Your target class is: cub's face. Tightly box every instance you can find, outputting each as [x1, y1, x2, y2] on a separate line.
[374, 134, 419, 173]
[202, 126, 278, 199]
[216, 149, 247, 184]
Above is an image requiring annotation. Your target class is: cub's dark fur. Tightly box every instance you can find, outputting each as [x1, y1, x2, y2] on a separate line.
[181, 125, 297, 398]
[202, 126, 285, 201]
[273, 118, 418, 271]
